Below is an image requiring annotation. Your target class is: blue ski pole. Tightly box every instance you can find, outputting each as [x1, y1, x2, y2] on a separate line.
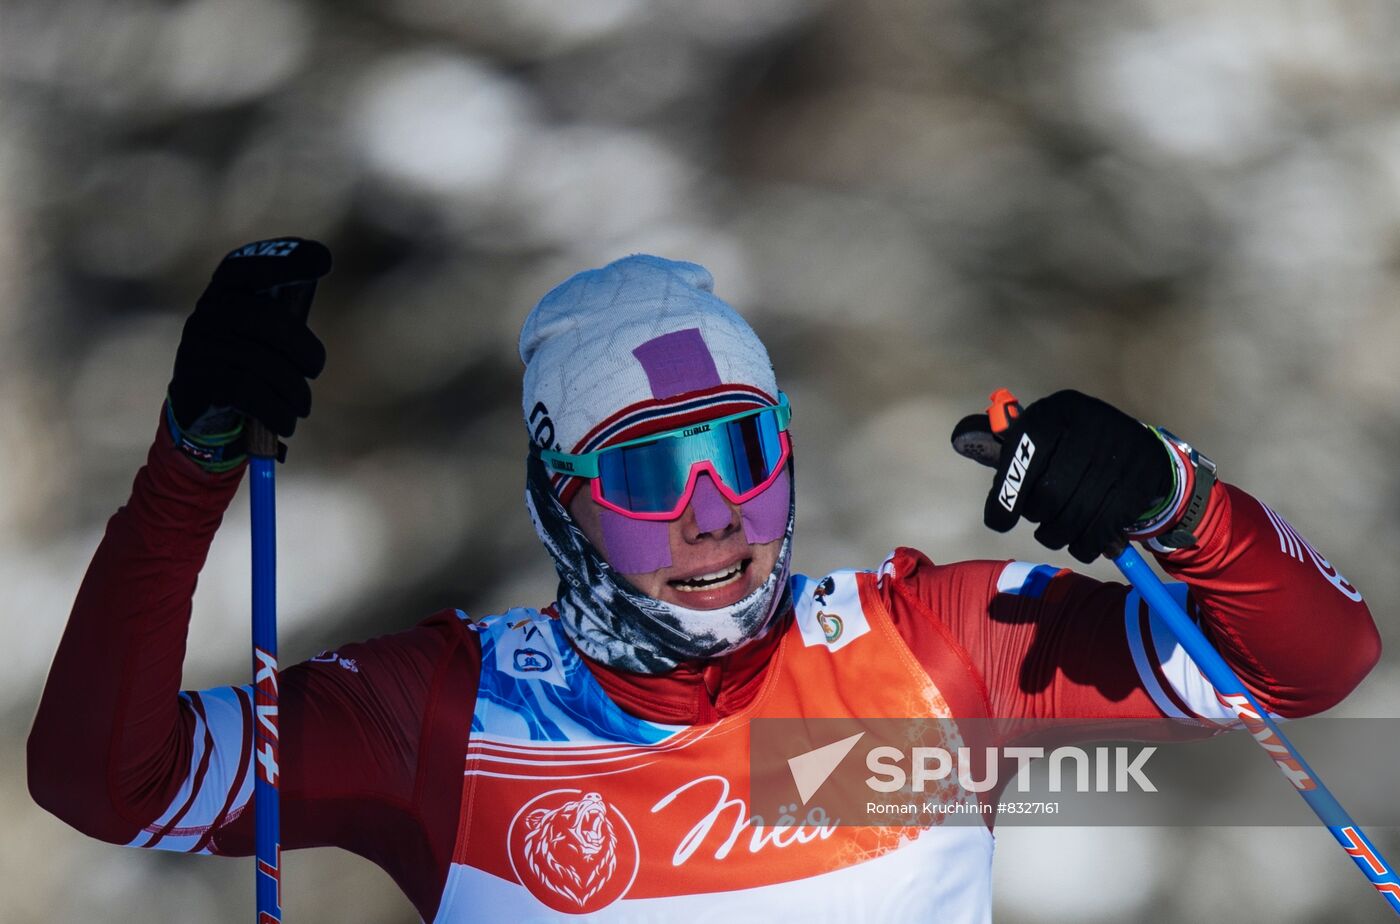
[1112, 543, 1400, 914]
[247, 278, 318, 924]
[248, 425, 282, 924]
[952, 388, 1400, 915]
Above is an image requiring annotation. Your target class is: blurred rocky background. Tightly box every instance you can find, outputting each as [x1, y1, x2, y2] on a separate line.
[3, 0, 1398, 920]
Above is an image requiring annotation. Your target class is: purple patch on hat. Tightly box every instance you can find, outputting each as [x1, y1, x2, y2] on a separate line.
[632, 328, 721, 399]
[599, 508, 672, 574]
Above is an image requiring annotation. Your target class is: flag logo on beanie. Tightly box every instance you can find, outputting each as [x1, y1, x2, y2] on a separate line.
[519, 255, 779, 500]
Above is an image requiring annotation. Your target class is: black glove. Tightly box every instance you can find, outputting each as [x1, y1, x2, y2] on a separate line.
[971, 390, 1173, 563]
[167, 238, 331, 469]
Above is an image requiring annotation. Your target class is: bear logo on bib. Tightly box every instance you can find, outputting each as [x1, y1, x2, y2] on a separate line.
[507, 789, 639, 913]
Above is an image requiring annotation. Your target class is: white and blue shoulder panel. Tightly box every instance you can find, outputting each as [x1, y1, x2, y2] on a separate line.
[994, 560, 1066, 598]
[461, 607, 680, 746]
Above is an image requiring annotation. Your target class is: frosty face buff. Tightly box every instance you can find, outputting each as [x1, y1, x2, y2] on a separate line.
[525, 449, 794, 674]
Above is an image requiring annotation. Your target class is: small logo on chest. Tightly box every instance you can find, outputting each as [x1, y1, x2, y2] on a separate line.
[513, 647, 554, 672]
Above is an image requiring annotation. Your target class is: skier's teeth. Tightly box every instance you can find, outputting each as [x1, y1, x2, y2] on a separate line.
[672, 561, 746, 591]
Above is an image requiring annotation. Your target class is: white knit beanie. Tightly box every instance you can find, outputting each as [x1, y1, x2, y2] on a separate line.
[519, 255, 778, 471]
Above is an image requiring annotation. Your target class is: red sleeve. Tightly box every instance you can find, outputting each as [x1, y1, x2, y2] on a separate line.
[1147, 482, 1378, 717]
[207, 612, 479, 921]
[29, 413, 247, 840]
[880, 480, 1380, 722]
[27, 412, 482, 922]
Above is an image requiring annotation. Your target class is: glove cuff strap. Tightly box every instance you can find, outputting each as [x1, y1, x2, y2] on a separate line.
[1131, 427, 1218, 550]
[164, 396, 248, 473]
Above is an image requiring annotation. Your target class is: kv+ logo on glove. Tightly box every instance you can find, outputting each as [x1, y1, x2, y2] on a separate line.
[957, 390, 1175, 564]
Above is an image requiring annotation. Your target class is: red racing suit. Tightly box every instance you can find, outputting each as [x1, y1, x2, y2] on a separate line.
[29, 416, 1381, 921]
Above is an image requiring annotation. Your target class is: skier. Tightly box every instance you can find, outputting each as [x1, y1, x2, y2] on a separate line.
[30, 240, 1381, 920]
